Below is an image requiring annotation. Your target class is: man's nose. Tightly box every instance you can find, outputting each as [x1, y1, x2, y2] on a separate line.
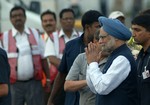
[132, 31, 136, 37]
[99, 39, 104, 44]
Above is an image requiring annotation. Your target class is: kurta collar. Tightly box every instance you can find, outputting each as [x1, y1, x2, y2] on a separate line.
[58, 28, 79, 38]
[12, 27, 30, 37]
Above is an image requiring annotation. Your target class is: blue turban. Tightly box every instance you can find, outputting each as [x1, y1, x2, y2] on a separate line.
[98, 16, 131, 41]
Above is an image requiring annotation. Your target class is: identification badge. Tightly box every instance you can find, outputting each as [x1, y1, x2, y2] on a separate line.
[142, 66, 150, 79]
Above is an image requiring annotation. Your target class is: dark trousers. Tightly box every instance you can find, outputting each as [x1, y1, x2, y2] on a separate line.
[11, 79, 44, 105]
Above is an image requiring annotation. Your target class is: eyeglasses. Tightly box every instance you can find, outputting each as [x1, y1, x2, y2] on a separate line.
[62, 17, 74, 21]
[11, 14, 25, 18]
[99, 34, 109, 39]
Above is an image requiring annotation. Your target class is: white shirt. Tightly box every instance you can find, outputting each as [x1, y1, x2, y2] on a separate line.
[59, 28, 80, 43]
[86, 56, 131, 95]
[44, 29, 79, 59]
[10, 27, 44, 80]
[44, 31, 59, 58]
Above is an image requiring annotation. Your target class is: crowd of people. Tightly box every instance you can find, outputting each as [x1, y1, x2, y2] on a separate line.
[0, 5, 150, 105]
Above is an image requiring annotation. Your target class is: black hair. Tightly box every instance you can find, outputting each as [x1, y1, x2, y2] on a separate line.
[10, 6, 26, 18]
[139, 9, 150, 15]
[81, 10, 103, 30]
[40, 10, 56, 21]
[132, 14, 150, 32]
[59, 8, 75, 19]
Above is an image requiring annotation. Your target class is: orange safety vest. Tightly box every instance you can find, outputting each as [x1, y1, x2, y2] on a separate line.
[41, 31, 65, 84]
[2, 29, 43, 84]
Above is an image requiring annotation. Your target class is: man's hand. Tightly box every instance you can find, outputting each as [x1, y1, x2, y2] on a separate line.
[85, 42, 101, 64]
[0, 84, 8, 97]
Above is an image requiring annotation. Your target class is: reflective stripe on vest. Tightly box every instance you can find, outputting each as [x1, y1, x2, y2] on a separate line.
[7, 29, 43, 84]
[49, 31, 65, 56]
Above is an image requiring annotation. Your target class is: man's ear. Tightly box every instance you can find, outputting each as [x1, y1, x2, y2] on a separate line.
[85, 24, 91, 34]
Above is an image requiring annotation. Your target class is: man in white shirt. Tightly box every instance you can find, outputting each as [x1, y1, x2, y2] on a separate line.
[85, 17, 138, 105]
[44, 8, 80, 61]
[1, 6, 49, 105]
[40, 10, 58, 104]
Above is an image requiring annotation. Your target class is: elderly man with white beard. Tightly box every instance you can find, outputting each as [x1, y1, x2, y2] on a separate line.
[85, 17, 138, 105]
